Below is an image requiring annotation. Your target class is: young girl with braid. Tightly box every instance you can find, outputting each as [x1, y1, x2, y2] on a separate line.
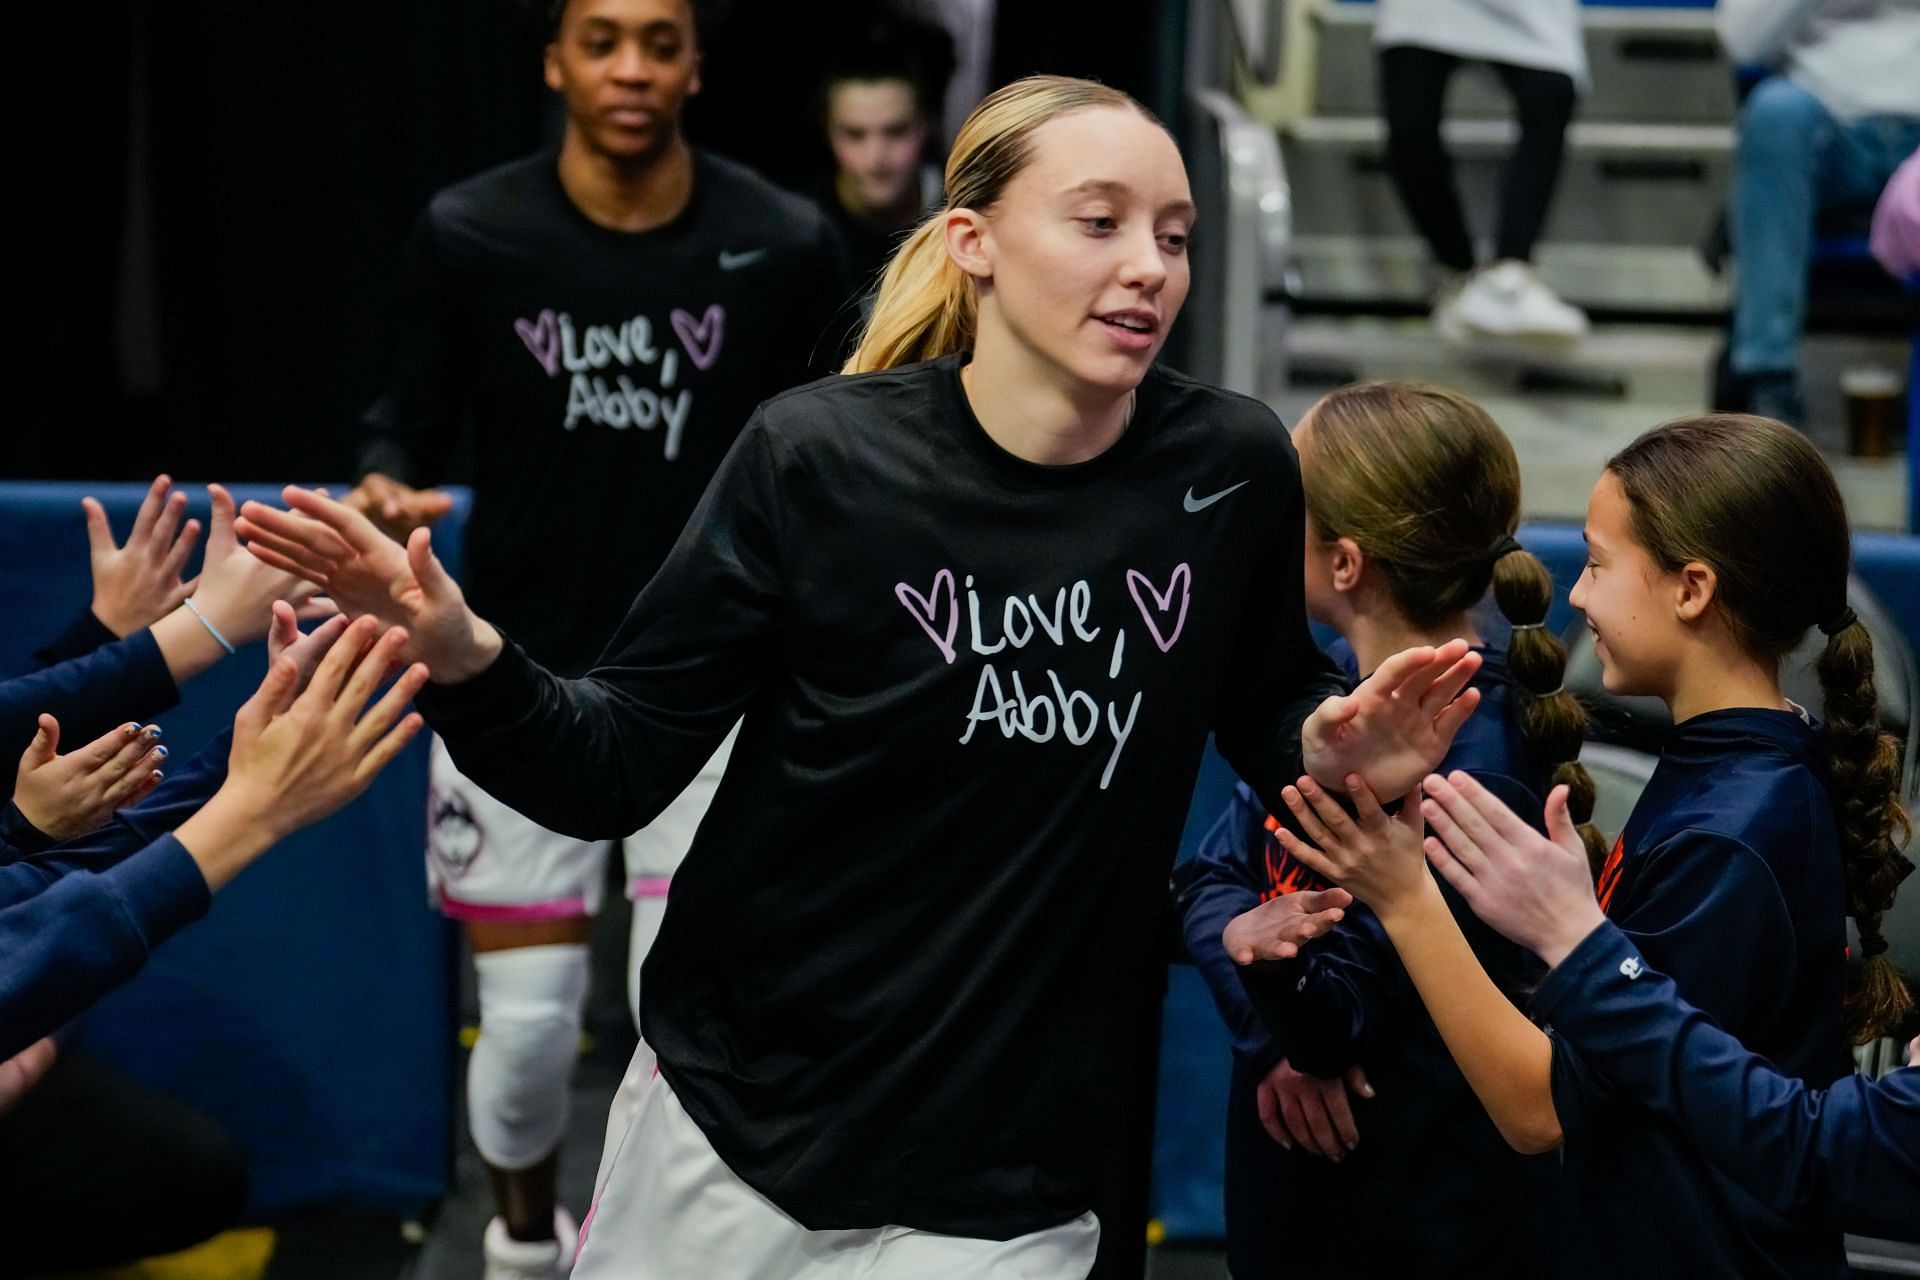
[1178, 381, 1601, 1278]
[1260, 413, 1910, 1279]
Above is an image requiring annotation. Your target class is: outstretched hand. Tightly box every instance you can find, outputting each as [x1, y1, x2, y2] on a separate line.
[1301, 640, 1481, 800]
[176, 615, 431, 890]
[1268, 773, 1433, 914]
[235, 487, 499, 683]
[1222, 887, 1353, 965]
[344, 471, 454, 543]
[175, 483, 335, 654]
[11, 716, 166, 841]
[1419, 773, 1603, 968]
[84, 474, 201, 636]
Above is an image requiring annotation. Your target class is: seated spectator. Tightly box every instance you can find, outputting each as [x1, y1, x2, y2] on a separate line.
[1375, 0, 1591, 343]
[1718, 0, 1920, 427]
[804, 14, 955, 304]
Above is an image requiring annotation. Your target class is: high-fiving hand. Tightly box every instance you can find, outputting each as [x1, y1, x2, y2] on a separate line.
[235, 487, 499, 683]
[1265, 773, 1432, 914]
[1302, 641, 1482, 800]
[83, 475, 201, 637]
[1418, 773, 1603, 968]
[175, 615, 430, 890]
[344, 471, 454, 543]
[11, 717, 166, 841]
[1221, 887, 1354, 965]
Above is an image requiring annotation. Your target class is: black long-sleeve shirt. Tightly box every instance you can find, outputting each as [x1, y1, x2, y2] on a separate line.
[359, 149, 854, 676]
[418, 354, 1344, 1238]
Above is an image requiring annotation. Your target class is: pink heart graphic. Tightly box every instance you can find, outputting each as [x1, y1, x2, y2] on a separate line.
[513, 309, 561, 377]
[671, 304, 726, 372]
[1126, 564, 1192, 653]
[895, 569, 959, 665]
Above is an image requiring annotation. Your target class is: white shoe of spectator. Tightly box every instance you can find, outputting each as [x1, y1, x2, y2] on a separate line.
[1449, 261, 1589, 342]
[483, 1209, 579, 1280]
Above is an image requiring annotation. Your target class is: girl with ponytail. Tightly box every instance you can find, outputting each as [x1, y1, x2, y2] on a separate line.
[1178, 381, 1588, 1279]
[1252, 412, 1910, 1279]
[237, 76, 1492, 1278]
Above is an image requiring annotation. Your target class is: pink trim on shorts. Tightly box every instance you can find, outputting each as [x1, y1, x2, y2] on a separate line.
[629, 875, 673, 900]
[576, 1195, 599, 1264]
[438, 894, 589, 923]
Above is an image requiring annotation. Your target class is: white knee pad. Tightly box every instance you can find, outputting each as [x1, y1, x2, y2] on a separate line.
[468, 944, 590, 1170]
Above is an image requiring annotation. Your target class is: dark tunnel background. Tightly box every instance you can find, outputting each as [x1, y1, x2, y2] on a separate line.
[11, 0, 1176, 484]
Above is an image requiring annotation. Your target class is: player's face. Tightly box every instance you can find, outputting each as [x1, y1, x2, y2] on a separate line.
[546, 0, 701, 162]
[1569, 471, 1685, 701]
[827, 79, 929, 215]
[972, 107, 1194, 398]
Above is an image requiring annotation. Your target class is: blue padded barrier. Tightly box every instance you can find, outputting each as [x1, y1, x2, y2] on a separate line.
[0, 481, 467, 1216]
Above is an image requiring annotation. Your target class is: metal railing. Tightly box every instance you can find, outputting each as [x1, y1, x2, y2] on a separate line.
[1179, 0, 1291, 397]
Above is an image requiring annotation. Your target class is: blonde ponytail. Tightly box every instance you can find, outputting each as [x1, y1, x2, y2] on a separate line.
[843, 216, 976, 374]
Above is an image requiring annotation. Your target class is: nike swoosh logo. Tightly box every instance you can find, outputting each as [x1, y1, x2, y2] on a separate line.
[1184, 480, 1250, 512]
[719, 248, 768, 271]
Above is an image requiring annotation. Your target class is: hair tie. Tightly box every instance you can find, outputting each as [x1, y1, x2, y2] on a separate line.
[1859, 931, 1890, 960]
[1487, 534, 1524, 563]
[1526, 683, 1566, 698]
[1818, 607, 1857, 637]
[1509, 622, 1546, 633]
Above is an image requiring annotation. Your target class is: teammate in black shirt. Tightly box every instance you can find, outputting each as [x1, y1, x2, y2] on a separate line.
[342, 0, 849, 1274]
[802, 15, 953, 303]
[240, 76, 1482, 1278]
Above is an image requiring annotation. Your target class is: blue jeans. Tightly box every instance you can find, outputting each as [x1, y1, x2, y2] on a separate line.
[1730, 76, 1920, 376]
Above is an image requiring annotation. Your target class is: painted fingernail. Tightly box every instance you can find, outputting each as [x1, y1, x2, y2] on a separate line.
[150, 770, 164, 783]
[124, 723, 140, 737]
[151, 746, 168, 760]
[143, 725, 162, 740]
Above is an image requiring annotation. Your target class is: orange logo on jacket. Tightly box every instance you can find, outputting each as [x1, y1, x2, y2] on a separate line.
[1597, 833, 1627, 915]
[1259, 812, 1331, 900]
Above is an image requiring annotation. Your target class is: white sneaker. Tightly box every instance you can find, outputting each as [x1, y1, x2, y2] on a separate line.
[483, 1208, 580, 1280]
[1448, 261, 1589, 342]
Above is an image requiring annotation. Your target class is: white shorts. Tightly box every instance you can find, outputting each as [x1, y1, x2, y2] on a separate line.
[575, 1041, 1101, 1279]
[426, 727, 737, 922]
